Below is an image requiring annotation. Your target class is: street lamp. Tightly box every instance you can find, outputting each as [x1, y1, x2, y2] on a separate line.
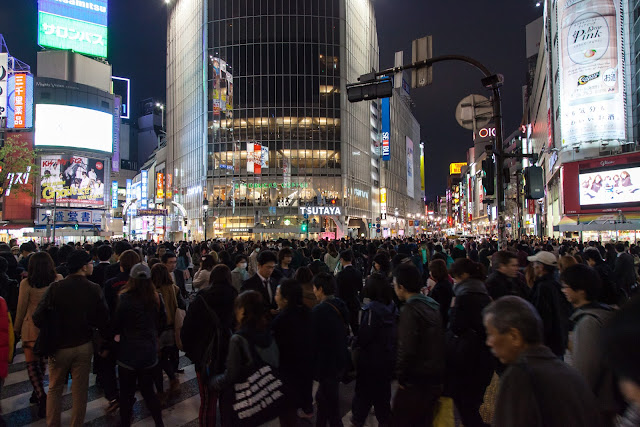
[202, 198, 209, 241]
[156, 102, 165, 131]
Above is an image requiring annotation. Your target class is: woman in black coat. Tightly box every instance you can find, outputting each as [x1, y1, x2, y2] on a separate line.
[446, 258, 495, 427]
[271, 279, 314, 418]
[428, 259, 454, 326]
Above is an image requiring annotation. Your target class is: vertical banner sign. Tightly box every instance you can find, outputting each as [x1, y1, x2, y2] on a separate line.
[247, 142, 262, 174]
[406, 137, 415, 199]
[420, 143, 425, 191]
[13, 73, 26, 128]
[380, 188, 387, 219]
[381, 98, 391, 161]
[156, 172, 164, 200]
[111, 181, 118, 209]
[112, 96, 121, 172]
[283, 156, 291, 185]
[0, 53, 8, 118]
[141, 170, 148, 209]
[166, 174, 173, 199]
[558, 0, 626, 147]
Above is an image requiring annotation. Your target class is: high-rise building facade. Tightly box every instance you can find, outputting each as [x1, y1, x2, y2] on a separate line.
[166, 0, 410, 239]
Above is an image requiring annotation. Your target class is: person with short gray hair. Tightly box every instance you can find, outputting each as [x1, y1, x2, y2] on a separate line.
[483, 296, 602, 427]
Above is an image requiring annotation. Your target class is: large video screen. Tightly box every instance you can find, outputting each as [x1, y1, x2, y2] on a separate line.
[579, 165, 640, 207]
[40, 155, 106, 206]
[35, 104, 113, 153]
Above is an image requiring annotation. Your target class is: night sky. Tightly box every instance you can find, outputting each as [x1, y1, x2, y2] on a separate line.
[0, 0, 541, 201]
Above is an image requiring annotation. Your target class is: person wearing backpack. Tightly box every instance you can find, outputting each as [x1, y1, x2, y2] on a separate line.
[561, 264, 621, 426]
[181, 265, 237, 426]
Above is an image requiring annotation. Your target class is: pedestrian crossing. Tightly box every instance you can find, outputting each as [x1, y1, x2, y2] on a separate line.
[1, 342, 385, 427]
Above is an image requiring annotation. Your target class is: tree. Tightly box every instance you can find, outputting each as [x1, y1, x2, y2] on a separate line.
[0, 134, 39, 197]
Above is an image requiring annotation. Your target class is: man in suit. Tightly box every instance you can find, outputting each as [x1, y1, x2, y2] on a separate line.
[241, 250, 278, 310]
[335, 249, 363, 334]
[162, 252, 188, 298]
[309, 247, 330, 276]
[614, 242, 636, 296]
[89, 245, 113, 289]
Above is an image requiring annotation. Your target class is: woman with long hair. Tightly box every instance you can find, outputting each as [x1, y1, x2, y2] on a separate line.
[212, 290, 293, 425]
[151, 263, 186, 404]
[14, 252, 61, 418]
[114, 263, 166, 427]
[324, 243, 340, 274]
[446, 258, 494, 427]
[192, 254, 216, 291]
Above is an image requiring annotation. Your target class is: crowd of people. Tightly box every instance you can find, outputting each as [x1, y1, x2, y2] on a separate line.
[0, 236, 638, 426]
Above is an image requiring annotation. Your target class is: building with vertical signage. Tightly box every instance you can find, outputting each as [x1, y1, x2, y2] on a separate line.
[166, 0, 421, 239]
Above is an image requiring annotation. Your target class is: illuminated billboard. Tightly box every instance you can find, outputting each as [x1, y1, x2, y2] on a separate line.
[558, 0, 626, 146]
[381, 98, 390, 161]
[35, 104, 113, 153]
[211, 57, 233, 115]
[38, 0, 108, 58]
[579, 165, 640, 207]
[406, 137, 415, 199]
[247, 143, 268, 174]
[450, 162, 467, 175]
[40, 155, 106, 205]
[7, 73, 34, 129]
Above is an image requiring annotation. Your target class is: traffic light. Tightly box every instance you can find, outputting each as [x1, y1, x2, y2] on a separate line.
[74, 222, 79, 230]
[347, 78, 393, 103]
[482, 158, 495, 196]
[301, 220, 308, 233]
[524, 166, 544, 199]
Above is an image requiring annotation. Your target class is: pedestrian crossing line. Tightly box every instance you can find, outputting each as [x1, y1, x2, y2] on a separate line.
[133, 394, 200, 427]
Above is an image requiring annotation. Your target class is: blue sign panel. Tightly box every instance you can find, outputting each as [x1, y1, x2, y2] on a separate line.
[111, 180, 118, 209]
[381, 97, 390, 161]
[38, 0, 108, 26]
[141, 170, 148, 209]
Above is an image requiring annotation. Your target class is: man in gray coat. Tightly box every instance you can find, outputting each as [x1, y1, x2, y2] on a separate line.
[561, 264, 621, 426]
[483, 296, 602, 427]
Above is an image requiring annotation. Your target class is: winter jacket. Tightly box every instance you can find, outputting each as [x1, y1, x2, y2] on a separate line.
[14, 279, 52, 343]
[396, 294, 445, 388]
[181, 283, 237, 373]
[529, 273, 572, 357]
[493, 345, 601, 427]
[114, 292, 166, 370]
[446, 279, 495, 400]
[192, 268, 211, 290]
[485, 270, 529, 300]
[354, 300, 397, 376]
[211, 330, 279, 391]
[429, 279, 454, 326]
[569, 303, 621, 416]
[311, 296, 350, 380]
[271, 304, 313, 385]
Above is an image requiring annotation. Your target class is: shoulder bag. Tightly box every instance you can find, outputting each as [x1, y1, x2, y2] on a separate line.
[33, 284, 60, 358]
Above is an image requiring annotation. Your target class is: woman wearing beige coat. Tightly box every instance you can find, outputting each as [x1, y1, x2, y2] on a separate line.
[14, 252, 62, 418]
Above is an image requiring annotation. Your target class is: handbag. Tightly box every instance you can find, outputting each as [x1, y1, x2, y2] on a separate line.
[33, 284, 60, 358]
[432, 396, 455, 427]
[227, 335, 287, 426]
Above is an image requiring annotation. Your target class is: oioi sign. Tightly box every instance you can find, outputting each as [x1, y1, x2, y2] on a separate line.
[38, 0, 108, 58]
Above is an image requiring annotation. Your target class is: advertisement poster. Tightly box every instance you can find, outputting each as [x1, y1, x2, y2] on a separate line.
[211, 57, 233, 116]
[0, 53, 7, 118]
[406, 137, 415, 199]
[112, 96, 121, 172]
[40, 155, 106, 205]
[7, 73, 34, 129]
[156, 172, 164, 200]
[558, 0, 626, 146]
[381, 98, 390, 161]
[247, 143, 268, 174]
[579, 165, 640, 206]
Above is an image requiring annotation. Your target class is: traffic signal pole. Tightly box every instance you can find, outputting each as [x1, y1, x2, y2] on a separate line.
[349, 54, 507, 248]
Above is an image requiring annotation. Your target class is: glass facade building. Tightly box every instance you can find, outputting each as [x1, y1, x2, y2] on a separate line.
[167, 0, 419, 239]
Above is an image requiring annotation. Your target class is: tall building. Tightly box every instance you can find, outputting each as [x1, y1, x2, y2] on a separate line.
[166, 0, 419, 240]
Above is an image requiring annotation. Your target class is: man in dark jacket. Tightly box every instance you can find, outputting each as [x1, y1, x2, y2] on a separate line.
[311, 273, 350, 427]
[614, 242, 636, 296]
[527, 251, 572, 358]
[483, 296, 602, 427]
[104, 240, 132, 282]
[309, 247, 330, 276]
[89, 244, 113, 289]
[33, 250, 109, 427]
[241, 250, 278, 310]
[335, 250, 363, 334]
[392, 263, 445, 426]
[485, 251, 529, 300]
[162, 251, 187, 298]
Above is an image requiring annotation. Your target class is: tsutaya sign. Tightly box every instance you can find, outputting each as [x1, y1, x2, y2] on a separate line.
[299, 206, 342, 216]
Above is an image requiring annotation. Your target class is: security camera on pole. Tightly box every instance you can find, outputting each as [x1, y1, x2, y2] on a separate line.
[347, 36, 509, 247]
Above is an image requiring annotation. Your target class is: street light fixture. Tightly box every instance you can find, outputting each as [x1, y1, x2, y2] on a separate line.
[202, 198, 209, 241]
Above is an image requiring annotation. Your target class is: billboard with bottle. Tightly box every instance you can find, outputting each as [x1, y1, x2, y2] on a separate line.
[558, 0, 626, 147]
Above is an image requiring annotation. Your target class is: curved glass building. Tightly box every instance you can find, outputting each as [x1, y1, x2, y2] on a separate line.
[167, 0, 419, 239]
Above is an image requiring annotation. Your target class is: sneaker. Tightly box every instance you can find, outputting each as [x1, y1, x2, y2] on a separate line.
[105, 399, 119, 414]
[297, 408, 314, 419]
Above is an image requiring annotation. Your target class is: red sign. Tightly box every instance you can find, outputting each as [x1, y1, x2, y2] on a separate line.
[528, 200, 536, 215]
[156, 173, 165, 199]
[166, 173, 173, 199]
[13, 73, 26, 129]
